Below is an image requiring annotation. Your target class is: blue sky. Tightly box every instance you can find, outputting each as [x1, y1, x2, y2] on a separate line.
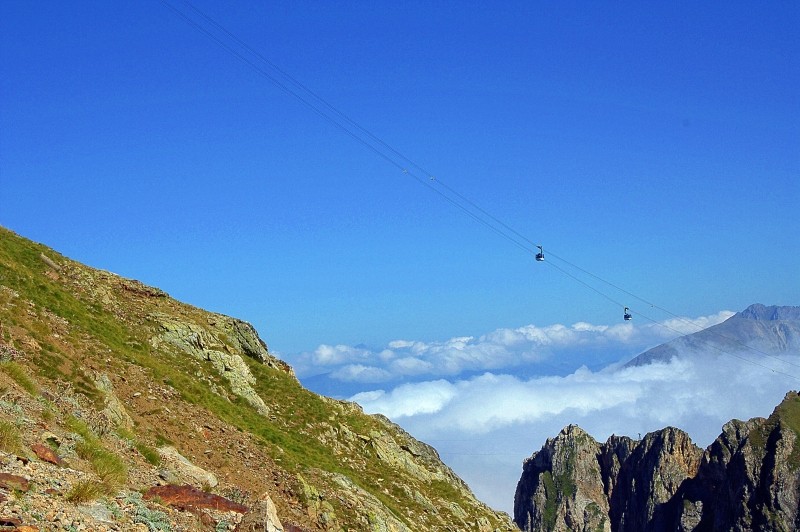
[2, 0, 799, 514]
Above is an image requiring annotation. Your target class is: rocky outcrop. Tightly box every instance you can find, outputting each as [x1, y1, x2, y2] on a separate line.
[94, 372, 134, 431]
[151, 313, 272, 416]
[515, 392, 800, 531]
[676, 394, 800, 530]
[608, 427, 702, 531]
[235, 492, 284, 532]
[514, 425, 610, 532]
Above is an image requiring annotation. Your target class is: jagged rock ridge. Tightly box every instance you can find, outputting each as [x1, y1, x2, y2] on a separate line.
[514, 391, 800, 531]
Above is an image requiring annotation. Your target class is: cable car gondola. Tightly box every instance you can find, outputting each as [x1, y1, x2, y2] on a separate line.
[535, 245, 544, 262]
[623, 307, 632, 321]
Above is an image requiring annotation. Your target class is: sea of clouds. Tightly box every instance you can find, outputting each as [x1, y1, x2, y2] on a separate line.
[284, 310, 800, 514]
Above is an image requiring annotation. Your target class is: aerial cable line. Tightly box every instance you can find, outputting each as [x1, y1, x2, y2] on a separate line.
[167, 0, 536, 254]
[180, 0, 549, 258]
[177, 0, 436, 181]
[158, 0, 408, 175]
[545, 248, 798, 365]
[543, 260, 629, 310]
[160, 0, 538, 256]
[160, 0, 799, 379]
[625, 305, 800, 383]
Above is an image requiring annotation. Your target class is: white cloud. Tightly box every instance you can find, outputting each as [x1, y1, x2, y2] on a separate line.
[311, 344, 371, 366]
[389, 357, 434, 375]
[350, 350, 799, 514]
[330, 364, 392, 383]
[351, 380, 457, 417]
[657, 310, 736, 336]
[285, 311, 735, 382]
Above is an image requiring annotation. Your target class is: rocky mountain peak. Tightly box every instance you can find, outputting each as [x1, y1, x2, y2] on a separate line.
[514, 391, 800, 531]
[736, 303, 800, 321]
[625, 303, 800, 368]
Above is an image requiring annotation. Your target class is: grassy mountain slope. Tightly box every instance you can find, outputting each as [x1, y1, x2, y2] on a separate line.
[0, 226, 514, 531]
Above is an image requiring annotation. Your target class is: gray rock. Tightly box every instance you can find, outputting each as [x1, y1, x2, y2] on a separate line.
[94, 373, 134, 431]
[157, 445, 218, 488]
[151, 314, 270, 416]
[235, 492, 284, 532]
[514, 391, 800, 531]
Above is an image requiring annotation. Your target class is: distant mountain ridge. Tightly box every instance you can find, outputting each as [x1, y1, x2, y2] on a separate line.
[738, 303, 800, 321]
[625, 304, 800, 368]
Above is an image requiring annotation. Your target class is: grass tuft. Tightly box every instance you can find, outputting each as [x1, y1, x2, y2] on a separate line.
[0, 419, 23, 455]
[0, 361, 37, 395]
[69, 415, 128, 489]
[135, 441, 161, 466]
[75, 439, 128, 488]
[117, 426, 161, 466]
[65, 480, 107, 503]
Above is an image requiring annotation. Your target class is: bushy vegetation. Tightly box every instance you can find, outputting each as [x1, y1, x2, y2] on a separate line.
[125, 491, 172, 532]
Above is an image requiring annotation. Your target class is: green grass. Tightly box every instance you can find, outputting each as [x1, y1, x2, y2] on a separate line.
[68, 415, 128, 490]
[75, 440, 128, 488]
[76, 442, 128, 488]
[66, 415, 93, 440]
[747, 394, 800, 470]
[0, 229, 143, 366]
[65, 480, 107, 503]
[40, 405, 55, 423]
[541, 470, 558, 530]
[774, 393, 800, 469]
[537, 446, 577, 530]
[117, 426, 161, 466]
[0, 361, 38, 395]
[135, 441, 161, 466]
[32, 349, 66, 381]
[0, 419, 23, 455]
[776, 394, 800, 435]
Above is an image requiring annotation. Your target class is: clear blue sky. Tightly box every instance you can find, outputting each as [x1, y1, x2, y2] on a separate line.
[2, 1, 798, 356]
[3, 1, 799, 514]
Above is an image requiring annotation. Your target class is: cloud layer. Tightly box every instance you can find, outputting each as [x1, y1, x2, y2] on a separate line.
[287, 311, 735, 385]
[352, 351, 800, 513]
[282, 310, 800, 515]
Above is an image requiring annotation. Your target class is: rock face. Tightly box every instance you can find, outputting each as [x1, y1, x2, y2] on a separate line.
[514, 425, 611, 532]
[514, 392, 800, 531]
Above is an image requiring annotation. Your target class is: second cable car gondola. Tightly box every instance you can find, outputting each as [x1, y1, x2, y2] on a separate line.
[623, 307, 632, 321]
[535, 245, 544, 262]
